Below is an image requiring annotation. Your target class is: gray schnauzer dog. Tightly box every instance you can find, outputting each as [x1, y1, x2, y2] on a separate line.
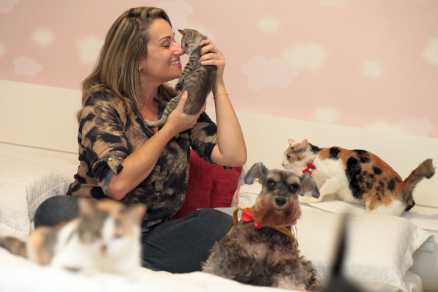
[202, 162, 321, 290]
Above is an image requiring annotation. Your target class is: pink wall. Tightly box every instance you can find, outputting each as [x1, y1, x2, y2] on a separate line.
[1, 0, 437, 137]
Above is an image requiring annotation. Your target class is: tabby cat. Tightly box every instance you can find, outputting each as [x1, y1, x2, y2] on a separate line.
[0, 198, 145, 275]
[144, 28, 216, 127]
[282, 139, 435, 216]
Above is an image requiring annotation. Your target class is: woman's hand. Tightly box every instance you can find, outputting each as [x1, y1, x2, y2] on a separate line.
[164, 91, 205, 136]
[199, 39, 225, 86]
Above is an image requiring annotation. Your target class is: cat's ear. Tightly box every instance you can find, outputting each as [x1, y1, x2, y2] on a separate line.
[300, 174, 320, 198]
[78, 198, 97, 216]
[177, 29, 185, 36]
[126, 204, 146, 224]
[294, 139, 309, 152]
[244, 162, 268, 184]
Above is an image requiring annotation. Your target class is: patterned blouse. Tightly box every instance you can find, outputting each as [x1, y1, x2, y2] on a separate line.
[67, 86, 217, 230]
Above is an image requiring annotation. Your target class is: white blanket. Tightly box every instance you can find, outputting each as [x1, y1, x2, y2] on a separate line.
[0, 249, 293, 292]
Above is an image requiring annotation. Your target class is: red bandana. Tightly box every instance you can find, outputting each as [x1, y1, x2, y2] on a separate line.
[302, 162, 316, 176]
[240, 208, 262, 229]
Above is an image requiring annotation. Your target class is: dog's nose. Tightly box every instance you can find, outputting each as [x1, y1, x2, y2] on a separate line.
[274, 197, 287, 207]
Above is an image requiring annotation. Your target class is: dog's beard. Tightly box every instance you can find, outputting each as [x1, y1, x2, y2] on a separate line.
[252, 196, 301, 227]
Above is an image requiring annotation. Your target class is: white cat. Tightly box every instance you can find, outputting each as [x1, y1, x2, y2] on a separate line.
[0, 198, 145, 276]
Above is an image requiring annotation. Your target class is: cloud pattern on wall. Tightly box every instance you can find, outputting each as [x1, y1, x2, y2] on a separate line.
[258, 16, 280, 33]
[365, 118, 434, 137]
[319, 0, 348, 7]
[283, 43, 328, 74]
[243, 43, 328, 92]
[0, 0, 18, 14]
[32, 28, 55, 48]
[77, 37, 104, 65]
[0, 1, 437, 138]
[13, 57, 43, 76]
[422, 37, 438, 66]
[312, 107, 340, 124]
[361, 61, 383, 80]
[0, 43, 5, 57]
[242, 56, 292, 92]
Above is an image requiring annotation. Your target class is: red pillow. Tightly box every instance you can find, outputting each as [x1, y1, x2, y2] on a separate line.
[173, 149, 242, 218]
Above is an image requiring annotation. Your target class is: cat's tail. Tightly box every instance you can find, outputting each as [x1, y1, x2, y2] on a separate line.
[402, 159, 435, 203]
[0, 236, 27, 258]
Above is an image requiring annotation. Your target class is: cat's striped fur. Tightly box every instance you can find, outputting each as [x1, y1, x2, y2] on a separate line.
[145, 28, 216, 127]
[282, 139, 435, 216]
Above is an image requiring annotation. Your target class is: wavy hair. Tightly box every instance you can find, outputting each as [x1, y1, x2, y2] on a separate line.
[82, 7, 173, 104]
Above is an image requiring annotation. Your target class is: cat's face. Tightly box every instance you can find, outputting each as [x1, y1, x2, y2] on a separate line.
[178, 28, 207, 54]
[77, 199, 145, 256]
[282, 139, 313, 170]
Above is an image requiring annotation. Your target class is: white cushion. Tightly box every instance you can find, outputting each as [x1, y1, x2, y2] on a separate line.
[297, 205, 431, 292]
[0, 143, 76, 237]
[26, 173, 72, 228]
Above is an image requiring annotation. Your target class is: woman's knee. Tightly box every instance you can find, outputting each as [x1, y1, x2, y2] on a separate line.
[195, 208, 232, 234]
[34, 195, 79, 228]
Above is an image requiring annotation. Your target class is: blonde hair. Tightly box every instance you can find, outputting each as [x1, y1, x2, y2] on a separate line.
[82, 7, 172, 104]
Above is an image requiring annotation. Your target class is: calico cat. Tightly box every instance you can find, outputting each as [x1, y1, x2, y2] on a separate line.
[282, 139, 435, 216]
[145, 28, 216, 127]
[0, 198, 145, 275]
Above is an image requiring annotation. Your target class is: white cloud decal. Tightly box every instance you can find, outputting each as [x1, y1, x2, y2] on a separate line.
[32, 28, 55, 47]
[365, 117, 434, 137]
[242, 43, 328, 92]
[77, 36, 103, 65]
[0, 43, 5, 56]
[312, 107, 340, 123]
[258, 16, 280, 33]
[159, 1, 193, 29]
[282, 43, 328, 74]
[422, 37, 438, 66]
[361, 61, 383, 80]
[319, 0, 348, 7]
[14, 57, 43, 76]
[0, 0, 18, 14]
[242, 56, 293, 92]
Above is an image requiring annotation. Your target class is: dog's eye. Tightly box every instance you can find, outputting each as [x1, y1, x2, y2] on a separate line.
[267, 179, 276, 189]
[288, 183, 300, 193]
[286, 154, 291, 159]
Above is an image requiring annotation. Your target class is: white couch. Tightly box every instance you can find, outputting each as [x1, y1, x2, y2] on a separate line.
[1, 79, 437, 292]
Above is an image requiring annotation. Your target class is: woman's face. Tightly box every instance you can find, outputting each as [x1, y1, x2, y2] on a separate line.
[138, 18, 183, 85]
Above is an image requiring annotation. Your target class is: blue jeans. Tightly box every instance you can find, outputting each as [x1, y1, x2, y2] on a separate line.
[34, 195, 232, 273]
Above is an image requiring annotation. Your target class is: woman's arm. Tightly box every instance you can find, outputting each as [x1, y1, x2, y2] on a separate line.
[107, 92, 201, 200]
[200, 40, 247, 167]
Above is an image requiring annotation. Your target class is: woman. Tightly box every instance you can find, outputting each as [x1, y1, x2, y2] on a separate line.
[34, 6, 246, 273]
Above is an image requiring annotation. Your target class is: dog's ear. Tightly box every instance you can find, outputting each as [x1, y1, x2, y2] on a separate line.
[244, 162, 268, 184]
[300, 174, 320, 198]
